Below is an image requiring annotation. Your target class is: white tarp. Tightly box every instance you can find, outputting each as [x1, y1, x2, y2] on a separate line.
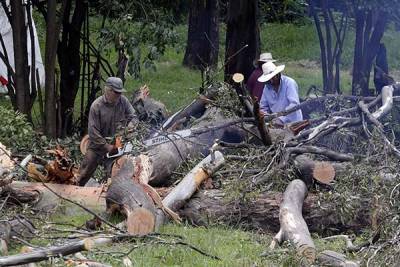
[0, 0, 45, 94]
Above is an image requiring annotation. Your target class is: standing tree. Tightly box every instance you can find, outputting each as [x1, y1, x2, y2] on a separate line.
[183, 0, 219, 70]
[9, 1, 34, 120]
[224, 0, 260, 83]
[350, 0, 400, 96]
[308, 0, 348, 95]
[57, 0, 87, 136]
[44, 0, 66, 137]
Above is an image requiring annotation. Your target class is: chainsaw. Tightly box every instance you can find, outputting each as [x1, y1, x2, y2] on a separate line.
[106, 136, 134, 158]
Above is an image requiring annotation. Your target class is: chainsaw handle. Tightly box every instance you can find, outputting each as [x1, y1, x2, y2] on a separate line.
[106, 147, 123, 158]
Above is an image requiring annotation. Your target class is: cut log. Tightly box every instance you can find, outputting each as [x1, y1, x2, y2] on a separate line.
[156, 151, 225, 226]
[179, 189, 370, 234]
[294, 155, 336, 186]
[106, 155, 156, 235]
[270, 179, 316, 264]
[3, 181, 106, 213]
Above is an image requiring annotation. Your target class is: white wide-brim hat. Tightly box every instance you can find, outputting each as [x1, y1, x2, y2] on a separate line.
[257, 61, 285, 83]
[258, 52, 276, 63]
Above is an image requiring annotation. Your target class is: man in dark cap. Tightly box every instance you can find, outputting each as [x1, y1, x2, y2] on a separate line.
[77, 77, 137, 186]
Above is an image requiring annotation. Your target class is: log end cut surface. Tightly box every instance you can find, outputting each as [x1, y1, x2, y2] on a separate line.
[313, 162, 335, 185]
[126, 208, 155, 235]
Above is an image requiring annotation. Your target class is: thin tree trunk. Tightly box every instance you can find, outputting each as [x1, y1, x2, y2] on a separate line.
[26, 0, 37, 118]
[352, 9, 387, 96]
[183, 0, 219, 70]
[309, 1, 328, 93]
[10, 0, 31, 120]
[224, 0, 260, 83]
[322, 1, 333, 94]
[352, 9, 365, 95]
[58, 0, 86, 136]
[44, 0, 65, 137]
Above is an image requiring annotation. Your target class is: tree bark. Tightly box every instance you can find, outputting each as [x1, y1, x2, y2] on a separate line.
[44, 0, 65, 137]
[352, 9, 387, 96]
[2, 181, 106, 213]
[0, 236, 113, 266]
[10, 0, 31, 120]
[179, 188, 370, 234]
[183, 0, 219, 70]
[269, 180, 316, 264]
[224, 0, 260, 83]
[58, 0, 86, 136]
[156, 151, 224, 226]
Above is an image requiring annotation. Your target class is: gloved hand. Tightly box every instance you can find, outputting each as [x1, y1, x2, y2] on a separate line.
[106, 144, 118, 155]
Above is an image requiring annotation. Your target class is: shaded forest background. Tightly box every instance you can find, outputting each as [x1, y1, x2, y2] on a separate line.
[1, 0, 400, 139]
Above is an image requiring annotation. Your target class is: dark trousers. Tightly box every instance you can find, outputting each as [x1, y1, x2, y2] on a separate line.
[78, 149, 113, 186]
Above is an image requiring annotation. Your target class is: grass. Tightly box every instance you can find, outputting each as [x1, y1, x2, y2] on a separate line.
[10, 208, 356, 267]
[89, 224, 281, 267]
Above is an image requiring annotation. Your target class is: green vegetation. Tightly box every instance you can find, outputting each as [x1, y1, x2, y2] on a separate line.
[0, 105, 35, 149]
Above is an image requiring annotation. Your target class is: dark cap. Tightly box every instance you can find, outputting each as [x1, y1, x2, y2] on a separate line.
[105, 77, 126, 93]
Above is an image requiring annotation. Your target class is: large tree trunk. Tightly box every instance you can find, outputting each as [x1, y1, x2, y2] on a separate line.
[224, 0, 260, 83]
[179, 189, 370, 234]
[145, 122, 245, 186]
[58, 0, 86, 136]
[10, 0, 31, 120]
[183, 0, 219, 70]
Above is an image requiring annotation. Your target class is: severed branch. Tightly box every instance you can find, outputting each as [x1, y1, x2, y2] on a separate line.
[294, 85, 397, 145]
[269, 179, 316, 264]
[287, 145, 354, 162]
[0, 232, 220, 266]
[0, 234, 131, 266]
[156, 151, 225, 226]
[357, 87, 400, 159]
[253, 101, 272, 146]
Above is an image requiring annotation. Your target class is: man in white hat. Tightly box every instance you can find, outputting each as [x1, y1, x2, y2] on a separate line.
[246, 53, 276, 102]
[77, 77, 137, 186]
[258, 61, 302, 127]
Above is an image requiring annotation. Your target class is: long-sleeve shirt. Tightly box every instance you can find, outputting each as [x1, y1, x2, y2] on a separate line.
[88, 95, 136, 154]
[246, 68, 265, 102]
[260, 75, 303, 124]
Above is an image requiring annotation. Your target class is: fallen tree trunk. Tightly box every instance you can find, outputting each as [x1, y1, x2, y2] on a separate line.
[2, 181, 106, 213]
[269, 179, 316, 264]
[145, 112, 246, 186]
[179, 188, 370, 234]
